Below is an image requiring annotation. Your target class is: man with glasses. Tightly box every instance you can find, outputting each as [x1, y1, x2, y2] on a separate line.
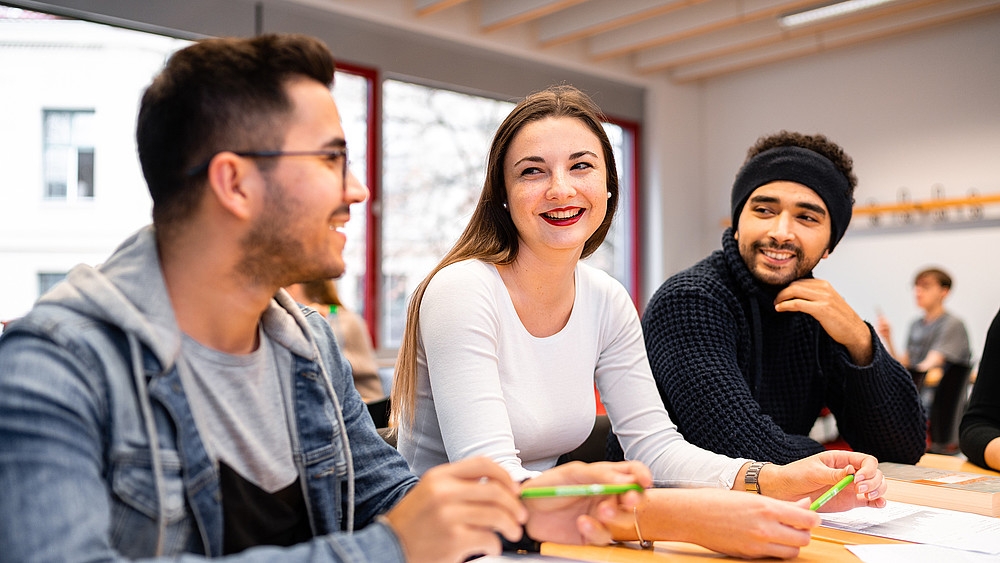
[0, 34, 647, 562]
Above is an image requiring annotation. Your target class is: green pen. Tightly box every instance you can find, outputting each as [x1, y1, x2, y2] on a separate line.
[520, 483, 644, 498]
[809, 474, 855, 511]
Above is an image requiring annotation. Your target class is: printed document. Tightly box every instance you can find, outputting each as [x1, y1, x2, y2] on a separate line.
[820, 500, 1000, 555]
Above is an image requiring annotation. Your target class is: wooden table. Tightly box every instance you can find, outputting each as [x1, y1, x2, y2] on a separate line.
[543, 537, 873, 562]
[541, 454, 997, 561]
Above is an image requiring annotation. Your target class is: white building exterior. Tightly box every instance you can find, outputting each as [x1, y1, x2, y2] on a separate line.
[0, 15, 188, 321]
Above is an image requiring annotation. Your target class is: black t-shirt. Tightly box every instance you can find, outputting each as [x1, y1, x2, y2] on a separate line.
[219, 461, 312, 554]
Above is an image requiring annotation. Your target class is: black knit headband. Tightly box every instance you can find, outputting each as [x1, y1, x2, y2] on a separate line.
[730, 145, 853, 251]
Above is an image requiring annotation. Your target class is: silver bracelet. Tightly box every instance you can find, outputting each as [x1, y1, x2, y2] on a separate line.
[633, 506, 654, 549]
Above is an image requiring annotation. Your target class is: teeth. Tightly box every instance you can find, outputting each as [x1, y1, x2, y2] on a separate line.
[543, 209, 581, 219]
[762, 250, 792, 260]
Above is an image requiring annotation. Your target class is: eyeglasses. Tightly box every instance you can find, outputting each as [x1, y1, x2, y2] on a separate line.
[186, 148, 348, 181]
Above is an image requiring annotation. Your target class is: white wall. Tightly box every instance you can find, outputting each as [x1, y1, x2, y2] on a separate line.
[648, 13, 1000, 356]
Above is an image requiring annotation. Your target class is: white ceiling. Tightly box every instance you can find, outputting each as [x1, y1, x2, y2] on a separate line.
[303, 0, 1000, 83]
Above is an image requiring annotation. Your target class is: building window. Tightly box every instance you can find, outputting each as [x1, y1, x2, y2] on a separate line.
[43, 109, 96, 200]
[37, 272, 67, 297]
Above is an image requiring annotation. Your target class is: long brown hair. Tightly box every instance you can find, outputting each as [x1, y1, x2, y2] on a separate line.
[391, 85, 619, 426]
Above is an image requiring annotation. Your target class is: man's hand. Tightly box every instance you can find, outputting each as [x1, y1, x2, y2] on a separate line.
[775, 279, 873, 365]
[762, 450, 888, 512]
[520, 461, 651, 545]
[383, 457, 526, 563]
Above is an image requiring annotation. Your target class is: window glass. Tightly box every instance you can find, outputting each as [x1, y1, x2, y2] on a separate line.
[1, 9, 188, 321]
[380, 80, 514, 346]
[43, 109, 96, 200]
[331, 71, 370, 314]
[585, 122, 634, 293]
[37, 272, 67, 297]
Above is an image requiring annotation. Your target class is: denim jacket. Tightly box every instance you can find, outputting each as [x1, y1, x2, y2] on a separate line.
[0, 226, 418, 562]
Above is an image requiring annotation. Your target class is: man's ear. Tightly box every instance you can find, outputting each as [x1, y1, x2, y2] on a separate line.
[733, 230, 739, 241]
[205, 152, 255, 220]
[822, 248, 831, 260]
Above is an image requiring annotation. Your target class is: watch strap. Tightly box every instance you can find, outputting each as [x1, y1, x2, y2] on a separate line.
[744, 461, 770, 494]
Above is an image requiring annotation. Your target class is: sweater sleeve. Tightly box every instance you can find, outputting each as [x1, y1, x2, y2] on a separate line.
[822, 323, 928, 464]
[642, 284, 827, 465]
[960, 310, 1000, 469]
[595, 279, 747, 489]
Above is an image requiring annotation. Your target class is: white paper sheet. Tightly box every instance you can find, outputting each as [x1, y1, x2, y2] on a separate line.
[820, 500, 1000, 555]
[846, 544, 999, 563]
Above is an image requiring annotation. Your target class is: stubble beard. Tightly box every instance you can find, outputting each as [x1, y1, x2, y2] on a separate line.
[741, 240, 822, 287]
[236, 178, 342, 290]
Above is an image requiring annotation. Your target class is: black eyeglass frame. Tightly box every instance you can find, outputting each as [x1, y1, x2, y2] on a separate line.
[185, 148, 349, 181]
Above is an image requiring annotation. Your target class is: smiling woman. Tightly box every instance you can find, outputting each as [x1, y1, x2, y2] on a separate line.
[388, 86, 893, 560]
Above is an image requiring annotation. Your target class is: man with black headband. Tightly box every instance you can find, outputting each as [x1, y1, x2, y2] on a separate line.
[635, 131, 926, 466]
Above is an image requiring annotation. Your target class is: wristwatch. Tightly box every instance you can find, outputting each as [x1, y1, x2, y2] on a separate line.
[744, 461, 770, 494]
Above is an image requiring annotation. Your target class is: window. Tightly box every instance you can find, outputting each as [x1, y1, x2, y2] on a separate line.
[587, 119, 639, 299]
[331, 68, 373, 317]
[380, 80, 514, 346]
[37, 272, 67, 297]
[43, 109, 96, 200]
[2, 10, 187, 322]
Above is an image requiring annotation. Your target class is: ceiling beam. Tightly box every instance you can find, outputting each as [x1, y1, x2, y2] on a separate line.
[668, 0, 1000, 82]
[586, 0, 824, 61]
[414, 0, 471, 18]
[535, 0, 709, 47]
[480, 0, 589, 32]
[637, 0, 983, 72]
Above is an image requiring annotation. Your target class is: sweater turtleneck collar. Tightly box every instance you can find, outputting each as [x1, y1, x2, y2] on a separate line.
[720, 227, 815, 398]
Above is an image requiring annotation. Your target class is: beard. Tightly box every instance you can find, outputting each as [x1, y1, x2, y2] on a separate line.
[236, 177, 344, 289]
[739, 239, 823, 287]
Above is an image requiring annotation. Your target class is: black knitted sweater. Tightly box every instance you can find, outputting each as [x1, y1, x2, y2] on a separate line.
[633, 229, 927, 465]
[959, 309, 1000, 469]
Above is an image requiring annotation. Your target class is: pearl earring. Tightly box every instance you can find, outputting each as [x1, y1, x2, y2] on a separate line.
[502, 202, 508, 209]
[607, 191, 612, 199]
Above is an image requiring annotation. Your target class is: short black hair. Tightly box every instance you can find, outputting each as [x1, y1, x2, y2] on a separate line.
[136, 34, 336, 231]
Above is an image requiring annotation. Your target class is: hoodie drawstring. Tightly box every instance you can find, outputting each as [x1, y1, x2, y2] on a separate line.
[319, 365, 356, 533]
[129, 333, 166, 556]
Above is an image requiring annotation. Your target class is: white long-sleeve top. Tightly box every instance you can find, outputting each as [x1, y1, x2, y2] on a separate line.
[397, 259, 747, 486]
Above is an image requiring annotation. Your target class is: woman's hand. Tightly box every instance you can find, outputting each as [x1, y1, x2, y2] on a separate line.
[762, 450, 888, 511]
[521, 460, 652, 545]
[605, 488, 820, 559]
